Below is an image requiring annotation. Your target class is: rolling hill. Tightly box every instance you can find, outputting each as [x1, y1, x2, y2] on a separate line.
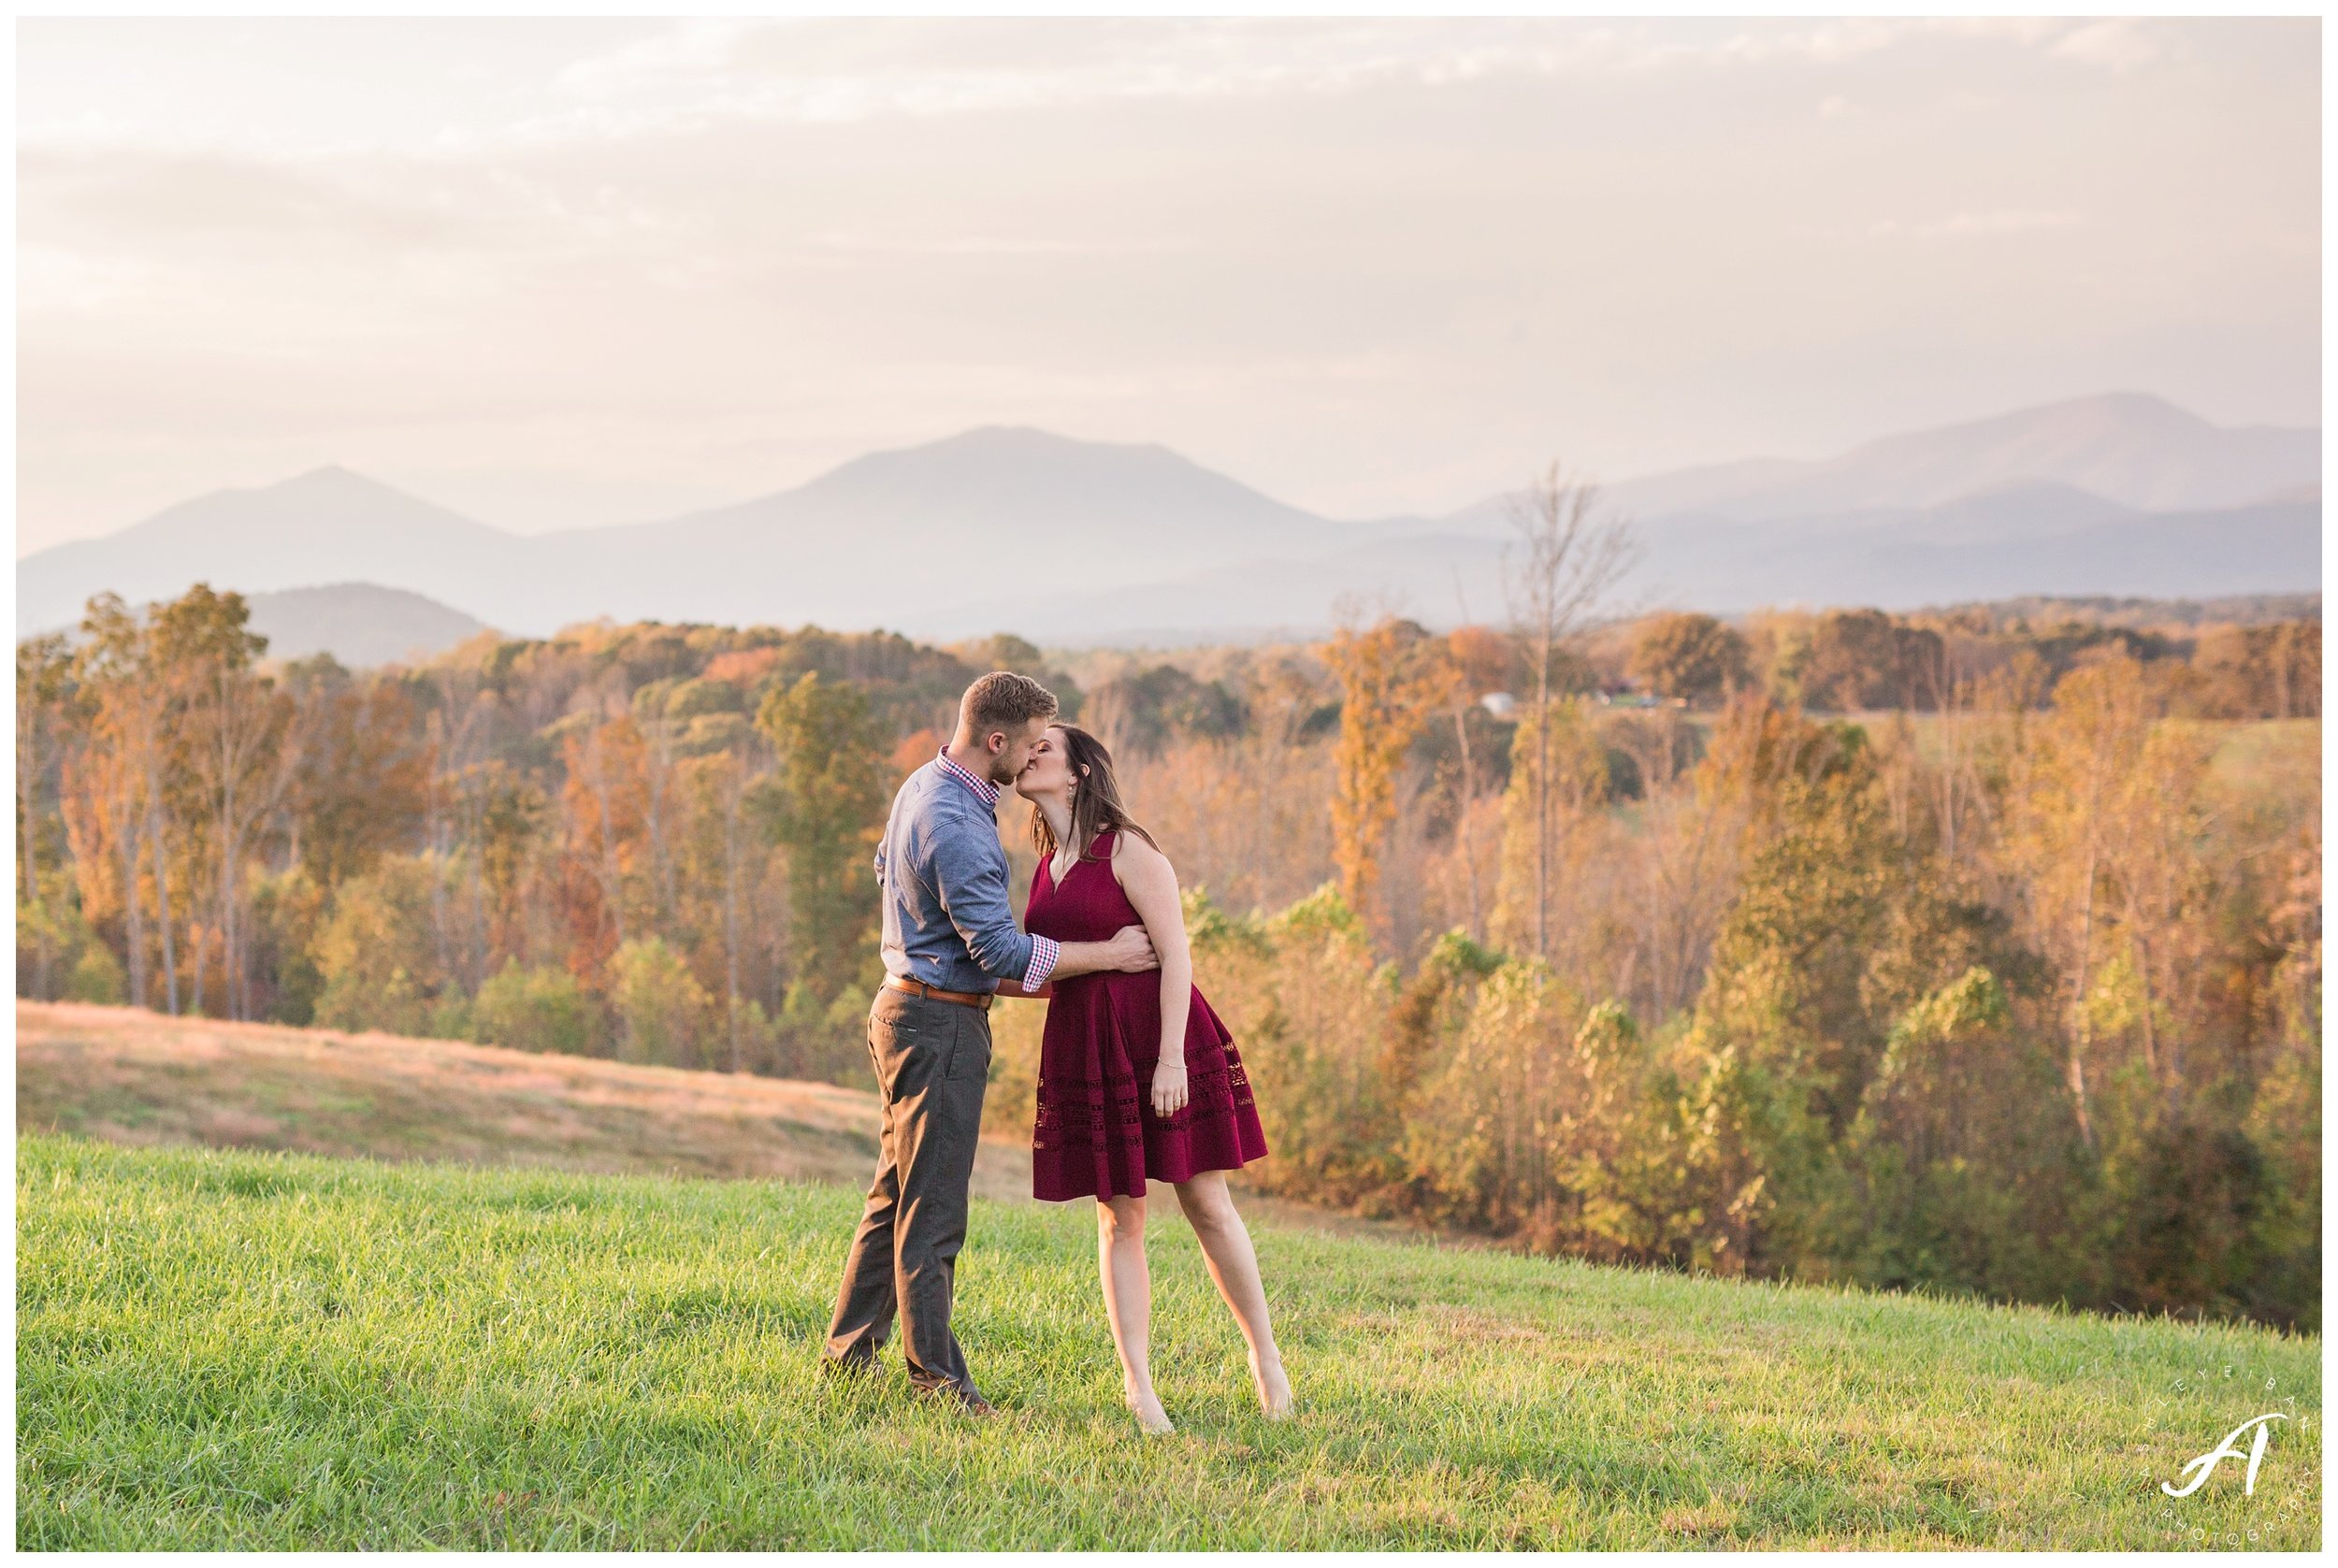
[538, 425, 1366, 632]
[239, 583, 490, 667]
[10, 1000, 1387, 1238]
[15, 1000, 2323, 1548]
[16, 394, 2320, 644]
[17, 466, 526, 635]
[984, 491, 2321, 640]
[20, 580, 492, 670]
[1440, 392, 2323, 531]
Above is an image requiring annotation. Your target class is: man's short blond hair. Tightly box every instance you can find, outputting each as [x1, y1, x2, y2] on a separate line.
[960, 670, 1059, 739]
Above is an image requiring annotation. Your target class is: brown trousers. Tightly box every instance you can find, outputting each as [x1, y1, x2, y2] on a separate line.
[822, 985, 993, 1395]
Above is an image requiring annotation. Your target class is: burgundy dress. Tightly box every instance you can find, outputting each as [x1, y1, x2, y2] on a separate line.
[1023, 827, 1269, 1201]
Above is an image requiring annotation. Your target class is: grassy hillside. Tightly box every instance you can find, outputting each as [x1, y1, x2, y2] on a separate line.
[11, 1002, 1395, 1241]
[14, 1000, 1029, 1201]
[17, 1133, 2320, 1549]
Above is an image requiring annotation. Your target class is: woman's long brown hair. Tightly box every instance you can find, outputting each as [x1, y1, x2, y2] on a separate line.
[1030, 724, 1160, 862]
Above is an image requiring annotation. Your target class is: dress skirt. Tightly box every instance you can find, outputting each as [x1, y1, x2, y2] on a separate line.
[1031, 970, 1269, 1202]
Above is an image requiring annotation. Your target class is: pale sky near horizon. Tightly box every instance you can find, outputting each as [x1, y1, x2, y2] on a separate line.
[16, 15, 2322, 555]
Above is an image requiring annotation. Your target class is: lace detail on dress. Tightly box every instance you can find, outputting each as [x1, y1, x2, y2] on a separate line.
[1032, 1053, 1258, 1151]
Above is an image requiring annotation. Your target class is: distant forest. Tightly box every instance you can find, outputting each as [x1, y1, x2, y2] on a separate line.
[16, 586, 2322, 1331]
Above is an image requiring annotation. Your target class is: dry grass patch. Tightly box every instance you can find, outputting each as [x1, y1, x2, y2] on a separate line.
[15, 1001, 1032, 1199]
[15, 1002, 1417, 1245]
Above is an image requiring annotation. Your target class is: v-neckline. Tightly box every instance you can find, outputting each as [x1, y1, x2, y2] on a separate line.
[1048, 828, 1108, 891]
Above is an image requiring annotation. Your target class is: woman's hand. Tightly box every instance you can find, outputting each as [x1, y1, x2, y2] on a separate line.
[1150, 1057, 1190, 1119]
[1111, 831, 1198, 1124]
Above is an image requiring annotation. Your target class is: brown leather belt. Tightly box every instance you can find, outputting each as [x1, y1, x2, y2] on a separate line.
[884, 973, 994, 1012]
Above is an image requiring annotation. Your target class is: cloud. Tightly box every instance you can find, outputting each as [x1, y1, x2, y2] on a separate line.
[1869, 209, 2087, 240]
[553, 17, 766, 97]
[514, 18, 2002, 140]
[2050, 20, 2167, 74]
[15, 17, 2196, 164]
[22, 147, 489, 252]
[513, 17, 2187, 146]
[810, 231, 1185, 258]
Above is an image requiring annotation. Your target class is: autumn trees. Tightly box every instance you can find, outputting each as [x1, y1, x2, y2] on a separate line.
[2190, 619, 2320, 719]
[11, 581, 2320, 1330]
[15, 589, 932, 1078]
[1216, 597, 2317, 1327]
[16, 634, 74, 1002]
[151, 585, 296, 1020]
[1322, 616, 1454, 925]
[37, 590, 275, 1015]
[756, 671, 890, 1010]
[1627, 612, 1750, 706]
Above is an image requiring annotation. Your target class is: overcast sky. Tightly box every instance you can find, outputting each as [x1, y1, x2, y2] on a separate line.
[16, 16, 2322, 554]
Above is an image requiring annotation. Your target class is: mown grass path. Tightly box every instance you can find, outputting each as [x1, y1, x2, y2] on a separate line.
[16, 1134, 2321, 1549]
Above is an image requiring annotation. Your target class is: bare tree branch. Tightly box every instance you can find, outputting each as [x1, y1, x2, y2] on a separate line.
[1500, 460, 1642, 958]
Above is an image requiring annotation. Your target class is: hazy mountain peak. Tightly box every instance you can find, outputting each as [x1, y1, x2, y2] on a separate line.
[152, 462, 477, 529]
[807, 424, 1211, 490]
[2002, 388, 2204, 425]
[16, 462, 516, 635]
[1839, 390, 2209, 463]
[18, 391, 2316, 644]
[1616, 390, 2319, 522]
[641, 422, 1341, 561]
[546, 420, 1362, 637]
[267, 462, 421, 500]
[2006, 390, 2309, 441]
[243, 583, 491, 667]
[931, 424, 1146, 453]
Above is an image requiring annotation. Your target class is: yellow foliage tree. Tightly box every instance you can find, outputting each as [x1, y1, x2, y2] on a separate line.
[1321, 617, 1457, 929]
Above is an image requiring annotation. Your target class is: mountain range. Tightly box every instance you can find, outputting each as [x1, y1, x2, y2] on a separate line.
[17, 392, 2319, 656]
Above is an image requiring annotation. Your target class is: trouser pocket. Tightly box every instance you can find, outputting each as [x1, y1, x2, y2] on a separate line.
[868, 988, 928, 1096]
[944, 1007, 993, 1082]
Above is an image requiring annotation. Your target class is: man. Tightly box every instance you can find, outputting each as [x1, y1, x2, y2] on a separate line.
[822, 670, 1158, 1413]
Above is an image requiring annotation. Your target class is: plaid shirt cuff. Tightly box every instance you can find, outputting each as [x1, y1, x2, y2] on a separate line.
[1021, 934, 1061, 992]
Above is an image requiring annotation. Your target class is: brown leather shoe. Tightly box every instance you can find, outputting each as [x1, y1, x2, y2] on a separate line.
[914, 1381, 996, 1417]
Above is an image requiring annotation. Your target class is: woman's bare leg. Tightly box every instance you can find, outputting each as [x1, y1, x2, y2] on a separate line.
[1172, 1172, 1292, 1417]
[1097, 1193, 1171, 1432]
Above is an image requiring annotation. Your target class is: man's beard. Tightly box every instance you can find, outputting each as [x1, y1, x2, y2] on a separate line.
[986, 754, 1020, 787]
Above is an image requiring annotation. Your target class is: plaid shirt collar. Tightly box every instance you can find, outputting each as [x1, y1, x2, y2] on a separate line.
[935, 748, 1003, 813]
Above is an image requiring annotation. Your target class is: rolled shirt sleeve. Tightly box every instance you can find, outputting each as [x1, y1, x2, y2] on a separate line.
[1021, 934, 1061, 992]
[929, 825, 1039, 984]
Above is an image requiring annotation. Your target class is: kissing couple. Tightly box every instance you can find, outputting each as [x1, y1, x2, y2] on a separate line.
[820, 671, 1292, 1433]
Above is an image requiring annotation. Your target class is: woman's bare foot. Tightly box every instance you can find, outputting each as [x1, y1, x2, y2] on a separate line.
[1124, 1383, 1174, 1435]
[1248, 1348, 1293, 1419]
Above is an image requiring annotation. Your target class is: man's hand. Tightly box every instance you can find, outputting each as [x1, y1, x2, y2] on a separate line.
[1104, 923, 1160, 973]
[1047, 925, 1162, 981]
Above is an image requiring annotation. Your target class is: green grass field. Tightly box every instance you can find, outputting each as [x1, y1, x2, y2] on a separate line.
[17, 1133, 2321, 1549]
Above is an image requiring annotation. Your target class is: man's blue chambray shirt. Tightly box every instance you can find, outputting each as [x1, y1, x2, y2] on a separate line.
[874, 751, 1060, 995]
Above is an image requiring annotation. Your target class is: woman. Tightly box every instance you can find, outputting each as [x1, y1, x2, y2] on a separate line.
[1002, 723, 1292, 1434]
